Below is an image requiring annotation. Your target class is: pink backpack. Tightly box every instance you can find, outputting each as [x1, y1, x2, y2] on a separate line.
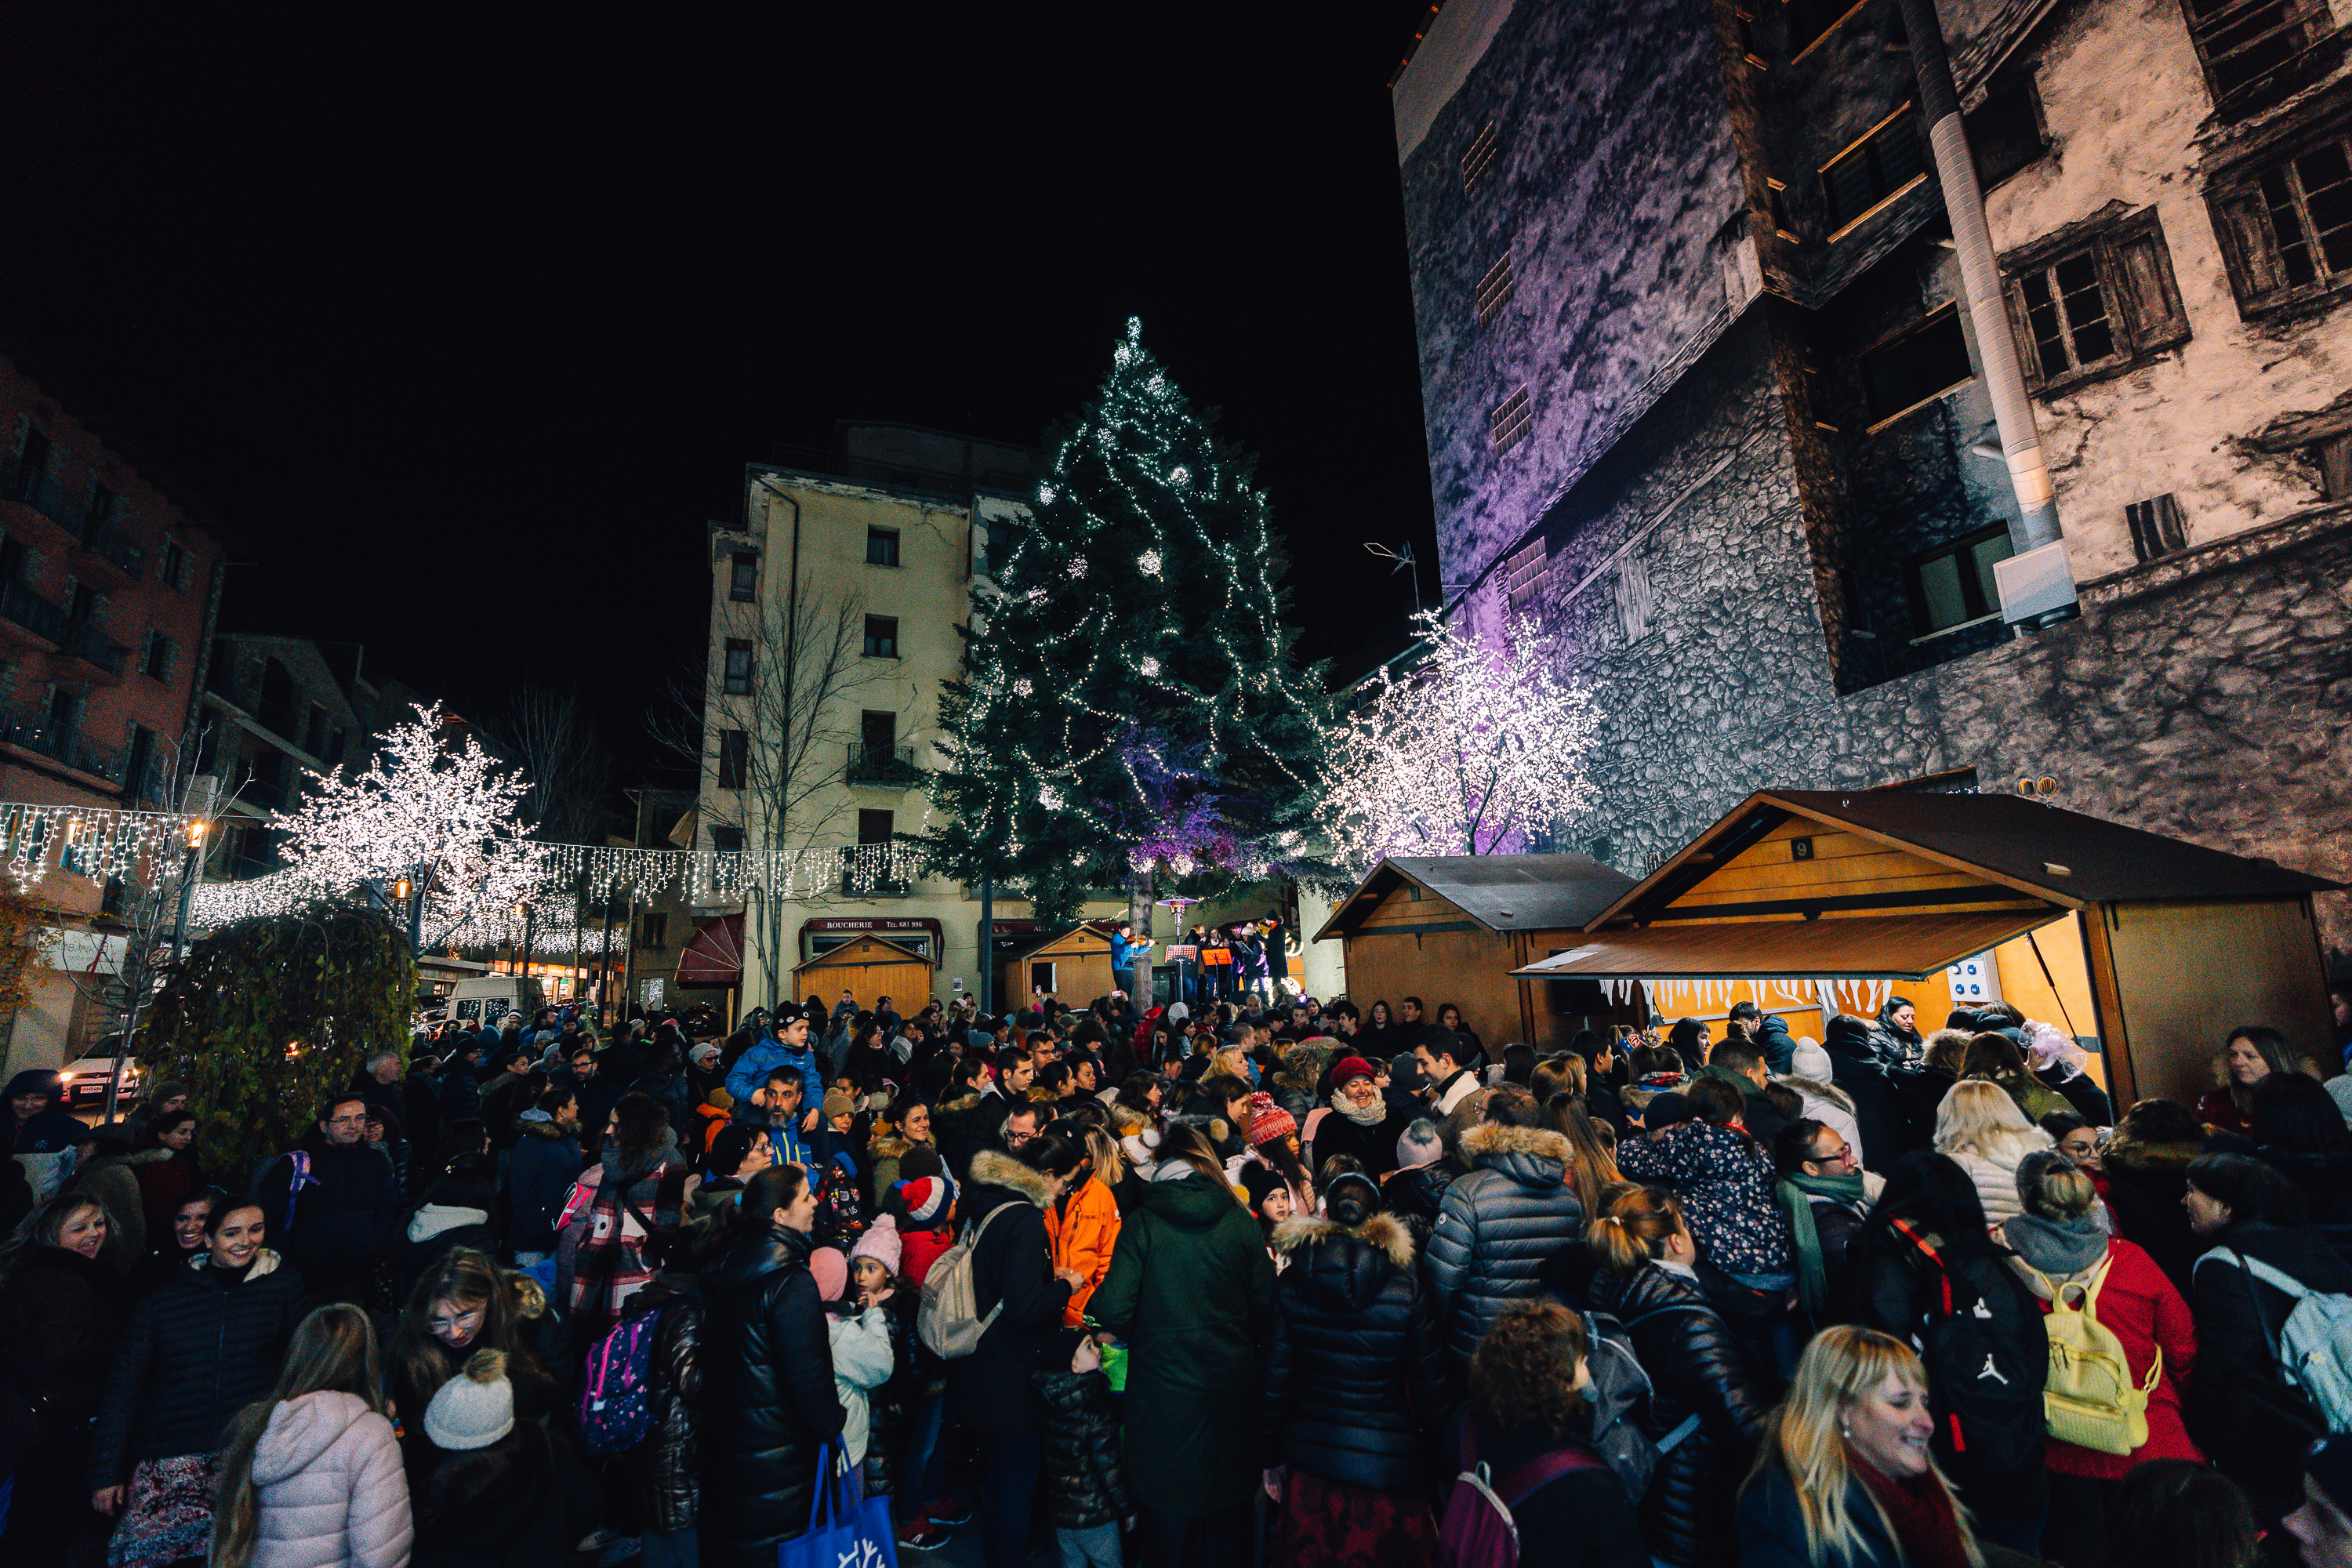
[1438, 1422, 1604, 1568]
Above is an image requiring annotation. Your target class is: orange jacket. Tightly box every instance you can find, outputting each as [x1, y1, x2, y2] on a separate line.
[1044, 1174, 1123, 1327]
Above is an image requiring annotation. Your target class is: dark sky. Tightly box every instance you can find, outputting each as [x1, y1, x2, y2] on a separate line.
[0, 3, 1441, 761]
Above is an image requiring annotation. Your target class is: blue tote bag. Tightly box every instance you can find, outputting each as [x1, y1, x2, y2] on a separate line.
[779, 1440, 898, 1568]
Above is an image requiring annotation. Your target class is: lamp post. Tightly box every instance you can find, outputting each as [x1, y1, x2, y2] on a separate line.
[170, 819, 207, 960]
[397, 863, 427, 956]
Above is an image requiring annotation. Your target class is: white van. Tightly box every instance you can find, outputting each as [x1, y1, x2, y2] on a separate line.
[435, 975, 546, 1029]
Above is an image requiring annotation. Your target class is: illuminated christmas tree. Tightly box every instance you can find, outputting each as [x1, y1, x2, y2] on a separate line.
[923, 320, 1331, 923]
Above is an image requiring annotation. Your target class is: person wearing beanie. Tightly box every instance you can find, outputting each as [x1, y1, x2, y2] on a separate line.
[1234, 1091, 1313, 1224]
[848, 1214, 902, 1277]
[810, 1247, 895, 1470]
[412, 1348, 593, 1568]
[1379, 1116, 1456, 1244]
[888, 1175, 957, 1290]
[1307, 1056, 1411, 1183]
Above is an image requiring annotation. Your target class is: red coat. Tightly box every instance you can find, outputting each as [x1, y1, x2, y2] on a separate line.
[900, 1223, 956, 1290]
[2016, 1237, 2202, 1479]
[2194, 1089, 2252, 1137]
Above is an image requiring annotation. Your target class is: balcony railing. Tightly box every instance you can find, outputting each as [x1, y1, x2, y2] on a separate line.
[73, 518, 143, 579]
[57, 621, 128, 677]
[846, 743, 922, 786]
[0, 464, 71, 528]
[0, 579, 67, 644]
[0, 713, 125, 784]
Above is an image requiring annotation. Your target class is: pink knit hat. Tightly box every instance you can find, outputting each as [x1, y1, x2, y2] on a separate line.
[1247, 1091, 1298, 1146]
[810, 1247, 849, 1301]
[848, 1214, 902, 1276]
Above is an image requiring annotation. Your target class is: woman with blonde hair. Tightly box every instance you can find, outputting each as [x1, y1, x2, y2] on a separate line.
[1586, 1187, 1766, 1568]
[1546, 1095, 1624, 1218]
[1738, 1325, 1979, 1568]
[210, 1304, 410, 1568]
[1933, 1080, 2051, 1225]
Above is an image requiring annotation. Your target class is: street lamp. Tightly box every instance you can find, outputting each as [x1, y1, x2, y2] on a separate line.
[169, 818, 208, 960]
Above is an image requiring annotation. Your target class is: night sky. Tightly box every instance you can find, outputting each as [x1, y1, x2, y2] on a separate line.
[0, 3, 1443, 779]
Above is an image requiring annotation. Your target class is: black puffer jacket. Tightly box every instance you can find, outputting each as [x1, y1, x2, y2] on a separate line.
[1424, 1121, 1586, 1365]
[616, 1279, 702, 1535]
[946, 1149, 1071, 1437]
[1035, 1365, 1131, 1529]
[1587, 1262, 1767, 1568]
[87, 1251, 306, 1486]
[1822, 1016, 1910, 1170]
[1379, 1163, 1454, 1247]
[1264, 1212, 1450, 1490]
[699, 1222, 845, 1568]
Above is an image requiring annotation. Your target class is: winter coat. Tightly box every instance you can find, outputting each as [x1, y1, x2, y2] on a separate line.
[1035, 1366, 1131, 1530]
[1588, 1261, 1769, 1568]
[1941, 1131, 2051, 1226]
[246, 1389, 412, 1568]
[1618, 1120, 1793, 1277]
[1820, 1017, 1911, 1170]
[505, 1114, 582, 1251]
[2195, 1087, 2254, 1138]
[2038, 1062, 2112, 1127]
[724, 1033, 824, 1116]
[867, 1132, 929, 1210]
[2259, 1144, 2352, 1225]
[1263, 1211, 1450, 1491]
[2187, 1218, 2352, 1514]
[2100, 1134, 2203, 1291]
[614, 1280, 702, 1535]
[899, 1222, 955, 1290]
[1974, 1072, 2073, 1127]
[1889, 1064, 1958, 1162]
[1305, 1098, 1412, 1183]
[1090, 1167, 1277, 1517]
[89, 1250, 307, 1484]
[1867, 1001, 1926, 1065]
[2000, 1228, 2200, 1479]
[400, 1203, 498, 1284]
[131, 1146, 197, 1248]
[253, 1136, 402, 1292]
[0, 1244, 129, 1472]
[1425, 1121, 1588, 1363]
[437, 1064, 481, 1123]
[1466, 1415, 1649, 1568]
[1737, 1465, 1906, 1568]
[1044, 1174, 1121, 1326]
[2, 1070, 85, 1204]
[699, 1221, 846, 1566]
[411, 1423, 595, 1568]
[946, 1149, 1072, 1436]
[401, 1071, 443, 1175]
[1380, 1162, 1454, 1247]
[556, 1139, 688, 1341]
[825, 1305, 895, 1466]
[1784, 1077, 1868, 1176]
[933, 1090, 1009, 1185]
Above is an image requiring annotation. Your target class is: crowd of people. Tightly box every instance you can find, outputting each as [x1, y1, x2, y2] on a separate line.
[5, 980, 2352, 1568]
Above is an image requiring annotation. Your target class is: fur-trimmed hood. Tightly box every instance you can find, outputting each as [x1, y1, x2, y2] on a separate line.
[967, 1147, 1060, 1207]
[1272, 1210, 1417, 1312]
[2104, 1135, 2202, 1174]
[1458, 1120, 1570, 1188]
[938, 1091, 989, 1117]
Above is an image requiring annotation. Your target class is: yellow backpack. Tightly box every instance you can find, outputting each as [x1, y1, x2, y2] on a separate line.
[2028, 1254, 2161, 1455]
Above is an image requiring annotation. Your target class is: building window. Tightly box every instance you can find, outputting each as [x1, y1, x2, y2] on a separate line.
[1460, 121, 1501, 194]
[1821, 105, 1927, 237]
[1967, 78, 2049, 190]
[640, 912, 668, 949]
[1490, 387, 1534, 455]
[1501, 539, 1548, 619]
[161, 539, 190, 591]
[2180, 0, 2337, 117]
[2126, 493, 2190, 560]
[723, 638, 753, 694]
[1475, 253, 1515, 325]
[2211, 129, 2352, 316]
[2318, 433, 2352, 499]
[1734, 8, 1768, 63]
[1766, 179, 1796, 238]
[728, 551, 758, 601]
[866, 528, 901, 568]
[1860, 307, 1974, 428]
[1907, 525, 2015, 636]
[2003, 207, 2190, 393]
[142, 633, 173, 682]
[124, 726, 155, 802]
[717, 728, 749, 789]
[983, 513, 1025, 576]
[711, 825, 745, 852]
[1613, 554, 1655, 644]
[863, 616, 899, 658]
[858, 809, 895, 844]
[303, 704, 328, 758]
[327, 728, 346, 767]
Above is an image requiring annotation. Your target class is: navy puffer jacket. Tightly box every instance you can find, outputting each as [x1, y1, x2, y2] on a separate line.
[1421, 1120, 1586, 1365]
[1263, 1211, 1451, 1490]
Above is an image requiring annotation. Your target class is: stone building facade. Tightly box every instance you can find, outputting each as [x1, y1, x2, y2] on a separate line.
[1396, 0, 2352, 942]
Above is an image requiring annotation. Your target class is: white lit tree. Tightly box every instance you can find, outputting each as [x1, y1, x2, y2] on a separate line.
[1316, 610, 1599, 873]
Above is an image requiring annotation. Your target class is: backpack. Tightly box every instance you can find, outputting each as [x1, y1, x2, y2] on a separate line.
[2201, 1247, 2352, 1432]
[1439, 1419, 1605, 1568]
[1892, 1219, 2045, 1475]
[915, 1200, 1021, 1359]
[575, 1301, 666, 1457]
[1577, 1308, 1673, 1502]
[2021, 1254, 2159, 1454]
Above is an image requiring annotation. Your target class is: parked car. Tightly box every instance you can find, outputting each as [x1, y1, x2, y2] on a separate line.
[58, 1054, 140, 1109]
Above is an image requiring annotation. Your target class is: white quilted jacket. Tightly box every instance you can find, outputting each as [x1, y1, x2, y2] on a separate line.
[249, 1389, 413, 1568]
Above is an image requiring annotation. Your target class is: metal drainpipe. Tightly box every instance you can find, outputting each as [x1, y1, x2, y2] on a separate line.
[1893, 0, 2063, 554]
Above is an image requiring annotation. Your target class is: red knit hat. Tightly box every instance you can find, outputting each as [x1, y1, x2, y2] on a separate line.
[1247, 1091, 1297, 1146]
[1331, 1056, 1377, 1088]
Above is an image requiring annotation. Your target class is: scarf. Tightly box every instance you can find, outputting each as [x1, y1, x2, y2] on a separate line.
[1849, 1449, 1971, 1568]
[1776, 1171, 1866, 1312]
[1330, 1091, 1388, 1128]
[1999, 1214, 2108, 1280]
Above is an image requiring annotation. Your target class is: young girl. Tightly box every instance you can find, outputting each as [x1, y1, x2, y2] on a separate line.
[847, 1221, 914, 1498]
[810, 1247, 895, 1468]
[211, 1304, 411, 1568]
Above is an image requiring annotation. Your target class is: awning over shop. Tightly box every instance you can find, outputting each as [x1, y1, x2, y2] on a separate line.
[1508, 909, 2059, 983]
[675, 913, 746, 988]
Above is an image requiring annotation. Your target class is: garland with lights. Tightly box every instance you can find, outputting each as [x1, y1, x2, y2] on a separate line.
[920, 319, 1334, 919]
[1316, 609, 1601, 873]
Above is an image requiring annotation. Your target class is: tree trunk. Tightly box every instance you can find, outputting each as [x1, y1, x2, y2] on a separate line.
[1127, 866, 1157, 1008]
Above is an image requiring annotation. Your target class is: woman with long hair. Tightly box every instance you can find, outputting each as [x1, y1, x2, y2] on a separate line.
[1959, 1033, 2071, 1126]
[1549, 1097, 1624, 1218]
[2194, 1025, 2312, 1138]
[89, 1196, 306, 1568]
[1737, 1326, 1980, 1568]
[1999, 1150, 2200, 1567]
[868, 1097, 933, 1209]
[556, 1091, 688, 1346]
[0, 1192, 132, 1559]
[210, 1304, 409, 1568]
[1043, 1120, 1121, 1327]
[1460, 1301, 1645, 1568]
[1358, 1000, 1397, 1061]
[1933, 1079, 2053, 1225]
[387, 1248, 553, 1473]
[1586, 1186, 1768, 1568]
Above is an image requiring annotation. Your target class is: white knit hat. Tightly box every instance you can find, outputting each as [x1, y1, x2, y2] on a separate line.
[424, 1348, 514, 1450]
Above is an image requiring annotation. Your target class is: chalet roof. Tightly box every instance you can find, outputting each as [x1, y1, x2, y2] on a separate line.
[793, 933, 933, 971]
[996, 924, 1112, 962]
[1314, 852, 1639, 942]
[1511, 909, 2056, 983]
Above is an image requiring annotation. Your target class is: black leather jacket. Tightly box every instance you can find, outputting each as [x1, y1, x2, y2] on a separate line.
[1264, 1212, 1451, 1490]
[1587, 1262, 1768, 1568]
[617, 1279, 702, 1534]
[698, 1224, 844, 1566]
